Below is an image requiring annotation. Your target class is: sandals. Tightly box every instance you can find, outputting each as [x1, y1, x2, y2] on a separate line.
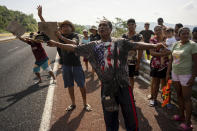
[179, 123, 193, 131]
[84, 104, 92, 112]
[66, 105, 76, 111]
[173, 115, 185, 121]
[66, 104, 92, 112]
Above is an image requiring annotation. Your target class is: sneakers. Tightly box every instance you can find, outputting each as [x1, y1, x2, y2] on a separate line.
[149, 100, 157, 107]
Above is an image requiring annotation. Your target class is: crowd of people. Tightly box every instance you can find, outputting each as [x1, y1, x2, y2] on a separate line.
[16, 5, 197, 131]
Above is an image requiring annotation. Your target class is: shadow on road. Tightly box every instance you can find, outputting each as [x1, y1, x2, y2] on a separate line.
[135, 78, 149, 90]
[86, 75, 100, 94]
[154, 102, 180, 131]
[119, 106, 152, 131]
[0, 83, 49, 112]
[50, 110, 86, 131]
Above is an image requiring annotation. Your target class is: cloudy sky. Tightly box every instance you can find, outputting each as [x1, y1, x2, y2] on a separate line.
[0, 0, 197, 26]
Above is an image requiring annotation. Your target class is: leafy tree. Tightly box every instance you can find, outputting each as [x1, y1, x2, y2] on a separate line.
[0, 5, 38, 33]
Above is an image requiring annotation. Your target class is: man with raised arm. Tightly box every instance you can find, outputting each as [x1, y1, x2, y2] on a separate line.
[47, 19, 164, 131]
[37, 5, 92, 112]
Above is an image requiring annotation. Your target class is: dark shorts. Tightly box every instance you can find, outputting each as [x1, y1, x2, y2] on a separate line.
[128, 65, 139, 77]
[62, 65, 85, 88]
[146, 50, 150, 55]
[150, 67, 167, 78]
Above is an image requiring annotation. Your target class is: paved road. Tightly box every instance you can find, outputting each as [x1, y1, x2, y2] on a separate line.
[0, 39, 57, 131]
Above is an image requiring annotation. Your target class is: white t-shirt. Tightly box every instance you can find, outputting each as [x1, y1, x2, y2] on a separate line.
[166, 37, 177, 51]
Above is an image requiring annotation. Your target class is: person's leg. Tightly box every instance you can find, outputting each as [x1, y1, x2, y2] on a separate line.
[62, 65, 76, 110]
[41, 60, 56, 80]
[48, 71, 55, 80]
[173, 81, 185, 119]
[33, 65, 42, 83]
[73, 66, 92, 111]
[35, 72, 42, 83]
[68, 87, 75, 105]
[128, 65, 135, 91]
[182, 86, 192, 125]
[152, 77, 160, 100]
[102, 109, 119, 131]
[79, 87, 87, 105]
[119, 86, 139, 131]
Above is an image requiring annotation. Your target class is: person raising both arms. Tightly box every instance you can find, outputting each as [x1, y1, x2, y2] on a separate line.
[47, 19, 165, 131]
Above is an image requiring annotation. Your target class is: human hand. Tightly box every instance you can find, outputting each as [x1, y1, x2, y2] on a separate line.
[186, 77, 195, 87]
[37, 5, 42, 17]
[47, 40, 57, 47]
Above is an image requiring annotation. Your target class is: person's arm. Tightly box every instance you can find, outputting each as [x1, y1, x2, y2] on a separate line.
[134, 41, 165, 50]
[150, 49, 171, 57]
[187, 53, 197, 87]
[18, 37, 42, 45]
[37, 5, 45, 22]
[166, 54, 173, 81]
[47, 40, 76, 52]
[55, 31, 78, 45]
[135, 37, 143, 71]
[135, 50, 143, 71]
[18, 36, 29, 43]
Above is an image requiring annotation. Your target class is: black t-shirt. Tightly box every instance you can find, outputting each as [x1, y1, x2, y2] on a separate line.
[59, 33, 81, 66]
[122, 33, 143, 42]
[139, 30, 154, 43]
[122, 33, 143, 63]
[90, 33, 101, 41]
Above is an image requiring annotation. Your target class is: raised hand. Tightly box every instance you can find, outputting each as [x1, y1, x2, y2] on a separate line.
[37, 5, 45, 22]
[37, 5, 42, 17]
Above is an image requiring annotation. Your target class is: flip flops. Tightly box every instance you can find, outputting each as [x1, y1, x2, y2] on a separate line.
[173, 115, 185, 121]
[179, 123, 193, 131]
[66, 105, 76, 111]
[84, 104, 92, 112]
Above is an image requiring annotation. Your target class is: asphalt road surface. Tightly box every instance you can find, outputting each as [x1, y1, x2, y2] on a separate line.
[0, 39, 57, 131]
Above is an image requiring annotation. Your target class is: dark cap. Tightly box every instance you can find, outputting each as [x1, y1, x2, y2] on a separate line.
[192, 27, 197, 33]
[157, 18, 163, 22]
[145, 22, 150, 25]
[127, 18, 136, 25]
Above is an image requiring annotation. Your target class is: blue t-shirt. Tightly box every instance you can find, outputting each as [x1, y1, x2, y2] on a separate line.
[82, 37, 90, 44]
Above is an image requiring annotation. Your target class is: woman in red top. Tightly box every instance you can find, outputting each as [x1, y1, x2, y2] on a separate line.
[149, 25, 171, 106]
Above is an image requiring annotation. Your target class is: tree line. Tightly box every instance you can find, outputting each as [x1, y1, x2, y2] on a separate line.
[0, 5, 128, 37]
[0, 5, 38, 33]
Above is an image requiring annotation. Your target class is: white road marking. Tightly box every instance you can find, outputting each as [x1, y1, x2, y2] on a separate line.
[8, 46, 19, 52]
[39, 53, 59, 131]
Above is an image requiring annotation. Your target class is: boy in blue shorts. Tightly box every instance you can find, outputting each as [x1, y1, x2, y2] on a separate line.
[18, 34, 56, 83]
